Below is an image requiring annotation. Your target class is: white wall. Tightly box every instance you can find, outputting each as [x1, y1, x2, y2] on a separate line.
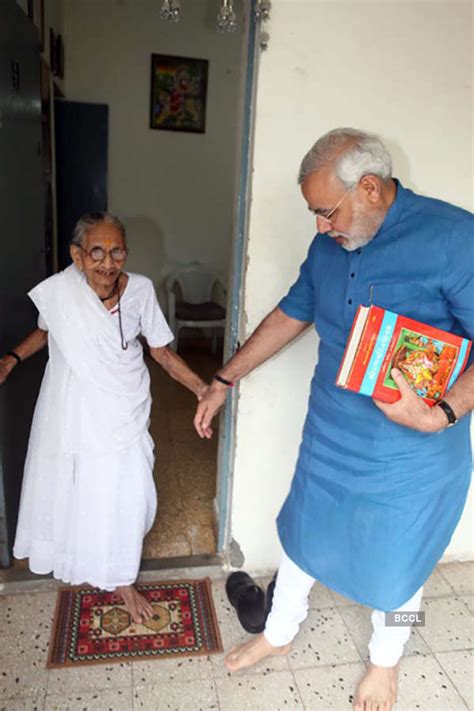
[63, 0, 245, 295]
[232, 0, 473, 572]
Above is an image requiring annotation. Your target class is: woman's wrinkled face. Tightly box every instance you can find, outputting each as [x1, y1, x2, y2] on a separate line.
[70, 223, 127, 291]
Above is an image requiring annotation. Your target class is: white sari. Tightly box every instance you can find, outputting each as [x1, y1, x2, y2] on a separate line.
[14, 265, 173, 589]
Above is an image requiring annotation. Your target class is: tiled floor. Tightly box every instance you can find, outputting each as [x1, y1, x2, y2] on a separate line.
[142, 346, 221, 560]
[0, 561, 472, 710]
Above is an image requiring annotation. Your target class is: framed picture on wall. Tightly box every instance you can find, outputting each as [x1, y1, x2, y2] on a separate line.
[149, 54, 209, 133]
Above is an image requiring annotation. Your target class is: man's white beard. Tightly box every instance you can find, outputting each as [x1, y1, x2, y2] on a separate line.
[330, 202, 386, 252]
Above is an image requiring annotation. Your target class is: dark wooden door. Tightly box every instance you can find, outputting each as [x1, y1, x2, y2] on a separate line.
[55, 100, 108, 269]
[0, 0, 46, 566]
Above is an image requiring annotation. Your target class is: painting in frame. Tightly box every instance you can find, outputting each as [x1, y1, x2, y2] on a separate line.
[150, 54, 209, 133]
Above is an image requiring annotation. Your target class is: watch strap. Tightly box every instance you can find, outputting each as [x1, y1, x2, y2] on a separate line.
[437, 399, 457, 426]
[6, 351, 21, 364]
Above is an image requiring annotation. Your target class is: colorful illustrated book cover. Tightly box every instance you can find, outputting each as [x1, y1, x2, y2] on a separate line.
[336, 305, 472, 405]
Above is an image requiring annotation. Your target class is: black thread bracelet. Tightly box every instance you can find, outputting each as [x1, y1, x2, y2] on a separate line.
[6, 351, 21, 364]
[214, 374, 234, 388]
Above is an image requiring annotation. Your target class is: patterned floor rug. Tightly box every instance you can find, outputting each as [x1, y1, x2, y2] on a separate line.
[47, 578, 223, 668]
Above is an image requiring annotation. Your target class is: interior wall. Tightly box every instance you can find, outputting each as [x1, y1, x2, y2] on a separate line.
[63, 0, 245, 301]
[233, 0, 473, 572]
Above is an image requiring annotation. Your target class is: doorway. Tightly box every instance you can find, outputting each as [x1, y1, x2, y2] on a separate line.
[0, 0, 259, 573]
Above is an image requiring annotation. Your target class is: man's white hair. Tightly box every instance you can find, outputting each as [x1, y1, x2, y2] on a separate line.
[298, 128, 392, 188]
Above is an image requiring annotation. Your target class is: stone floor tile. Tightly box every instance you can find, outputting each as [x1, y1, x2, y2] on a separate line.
[423, 568, 457, 598]
[142, 511, 193, 558]
[44, 686, 133, 711]
[309, 582, 338, 610]
[171, 426, 217, 450]
[416, 596, 474, 652]
[142, 532, 192, 559]
[208, 579, 289, 678]
[293, 661, 366, 709]
[134, 677, 219, 710]
[435, 649, 474, 710]
[0, 629, 50, 700]
[0, 591, 56, 641]
[288, 607, 362, 670]
[396, 653, 468, 710]
[182, 498, 215, 527]
[187, 524, 216, 555]
[0, 693, 45, 710]
[329, 567, 454, 608]
[215, 670, 302, 710]
[47, 662, 132, 695]
[144, 348, 218, 560]
[440, 562, 474, 595]
[155, 465, 182, 501]
[338, 603, 430, 661]
[330, 588, 360, 607]
[131, 653, 215, 686]
[176, 460, 216, 500]
[460, 595, 474, 614]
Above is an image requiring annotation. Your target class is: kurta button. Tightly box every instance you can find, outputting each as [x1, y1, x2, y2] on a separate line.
[350, 272, 355, 278]
[348, 299, 353, 304]
[356, 250, 362, 255]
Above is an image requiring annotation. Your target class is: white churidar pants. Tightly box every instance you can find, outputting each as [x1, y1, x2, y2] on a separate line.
[265, 550, 423, 667]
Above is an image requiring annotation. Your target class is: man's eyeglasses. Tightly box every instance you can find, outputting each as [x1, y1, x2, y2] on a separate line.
[309, 188, 352, 225]
[78, 245, 128, 262]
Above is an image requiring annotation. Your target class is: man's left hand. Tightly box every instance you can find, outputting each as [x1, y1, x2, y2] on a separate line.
[373, 368, 448, 432]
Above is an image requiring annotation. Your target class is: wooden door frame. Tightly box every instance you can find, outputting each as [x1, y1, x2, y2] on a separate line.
[215, 1, 260, 557]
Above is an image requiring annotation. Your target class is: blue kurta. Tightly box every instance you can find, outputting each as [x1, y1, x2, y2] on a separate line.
[277, 181, 474, 610]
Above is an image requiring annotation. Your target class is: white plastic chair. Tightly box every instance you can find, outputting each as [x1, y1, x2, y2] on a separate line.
[165, 263, 226, 353]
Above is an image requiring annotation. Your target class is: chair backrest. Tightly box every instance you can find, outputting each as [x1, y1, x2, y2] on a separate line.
[166, 263, 219, 304]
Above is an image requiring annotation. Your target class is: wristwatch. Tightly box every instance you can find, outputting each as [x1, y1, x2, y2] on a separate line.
[436, 400, 458, 427]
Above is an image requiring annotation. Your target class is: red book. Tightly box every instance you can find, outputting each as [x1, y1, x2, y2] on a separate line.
[336, 305, 472, 405]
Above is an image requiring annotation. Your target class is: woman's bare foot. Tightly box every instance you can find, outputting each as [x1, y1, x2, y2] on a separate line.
[115, 585, 154, 624]
[225, 633, 291, 672]
[353, 662, 399, 711]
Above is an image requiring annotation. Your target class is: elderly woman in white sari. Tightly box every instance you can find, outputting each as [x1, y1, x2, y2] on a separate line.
[0, 212, 208, 623]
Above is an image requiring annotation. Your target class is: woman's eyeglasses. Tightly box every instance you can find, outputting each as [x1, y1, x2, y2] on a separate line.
[78, 245, 128, 262]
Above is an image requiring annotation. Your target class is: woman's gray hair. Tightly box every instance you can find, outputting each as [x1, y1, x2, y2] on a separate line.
[298, 128, 392, 188]
[71, 212, 127, 247]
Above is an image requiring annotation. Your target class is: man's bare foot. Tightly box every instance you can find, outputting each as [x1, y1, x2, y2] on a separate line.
[115, 585, 154, 624]
[225, 633, 291, 672]
[353, 662, 399, 711]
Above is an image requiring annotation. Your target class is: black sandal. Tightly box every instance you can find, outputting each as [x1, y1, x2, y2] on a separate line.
[225, 571, 267, 634]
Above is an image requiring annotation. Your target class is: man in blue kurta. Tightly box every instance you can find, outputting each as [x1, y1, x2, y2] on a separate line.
[194, 128, 474, 710]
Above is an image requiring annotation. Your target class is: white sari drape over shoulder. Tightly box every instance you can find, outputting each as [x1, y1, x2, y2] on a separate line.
[13, 265, 173, 589]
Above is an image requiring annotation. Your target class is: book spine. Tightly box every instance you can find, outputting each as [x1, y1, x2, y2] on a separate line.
[358, 310, 398, 396]
[336, 305, 365, 386]
[346, 306, 386, 391]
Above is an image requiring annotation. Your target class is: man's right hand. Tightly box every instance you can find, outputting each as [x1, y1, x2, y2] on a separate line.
[0, 356, 16, 385]
[194, 381, 229, 438]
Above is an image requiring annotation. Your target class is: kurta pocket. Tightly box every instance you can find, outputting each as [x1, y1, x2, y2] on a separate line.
[369, 282, 424, 316]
